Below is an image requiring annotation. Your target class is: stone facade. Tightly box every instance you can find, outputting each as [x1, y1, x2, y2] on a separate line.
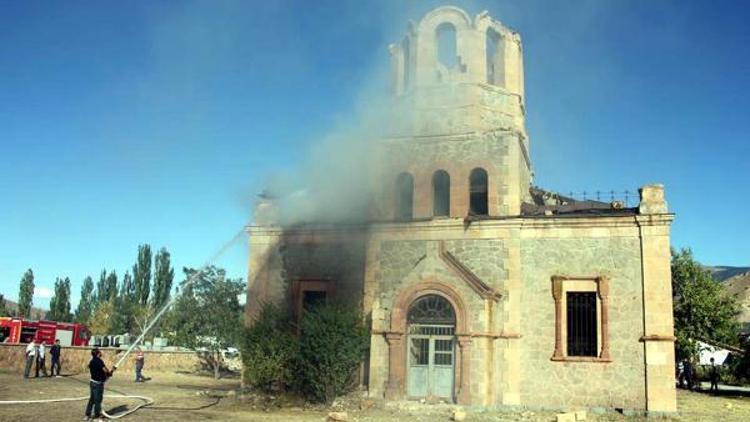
[246, 6, 676, 416]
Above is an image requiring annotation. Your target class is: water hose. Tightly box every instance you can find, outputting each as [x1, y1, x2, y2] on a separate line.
[0, 394, 154, 419]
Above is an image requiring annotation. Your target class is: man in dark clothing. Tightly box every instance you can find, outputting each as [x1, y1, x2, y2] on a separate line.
[709, 357, 720, 392]
[134, 347, 145, 382]
[85, 348, 113, 421]
[50, 340, 62, 377]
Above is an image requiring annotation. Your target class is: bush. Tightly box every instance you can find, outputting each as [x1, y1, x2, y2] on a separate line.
[240, 304, 298, 392]
[297, 302, 369, 404]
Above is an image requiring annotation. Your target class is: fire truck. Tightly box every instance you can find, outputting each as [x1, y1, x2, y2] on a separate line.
[0, 317, 91, 346]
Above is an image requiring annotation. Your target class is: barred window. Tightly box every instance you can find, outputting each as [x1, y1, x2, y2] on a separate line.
[566, 292, 597, 357]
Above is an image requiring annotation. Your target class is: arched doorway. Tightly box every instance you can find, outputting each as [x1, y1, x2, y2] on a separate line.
[406, 294, 456, 400]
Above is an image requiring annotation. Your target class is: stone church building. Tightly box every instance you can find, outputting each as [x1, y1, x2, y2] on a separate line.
[246, 6, 677, 415]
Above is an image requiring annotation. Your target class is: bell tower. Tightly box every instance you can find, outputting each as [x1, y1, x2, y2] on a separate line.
[380, 6, 532, 220]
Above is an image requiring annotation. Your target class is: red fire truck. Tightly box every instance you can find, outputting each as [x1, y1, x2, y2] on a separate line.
[0, 317, 90, 346]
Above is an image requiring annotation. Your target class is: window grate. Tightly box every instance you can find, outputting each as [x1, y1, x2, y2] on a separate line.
[408, 324, 455, 336]
[567, 292, 597, 357]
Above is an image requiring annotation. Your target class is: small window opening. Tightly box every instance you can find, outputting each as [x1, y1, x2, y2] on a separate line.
[432, 170, 450, 217]
[486, 29, 503, 85]
[303, 290, 327, 312]
[469, 168, 488, 215]
[566, 292, 598, 357]
[436, 23, 458, 69]
[396, 172, 414, 220]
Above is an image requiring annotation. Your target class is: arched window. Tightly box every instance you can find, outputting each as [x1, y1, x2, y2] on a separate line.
[395, 172, 414, 220]
[432, 170, 450, 217]
[486, 29, 503, 85]
[408, 294, 455, 325]
[469, 168, 488, 215]
[436, 23, 457, 69]
[402, 37, 411, 90]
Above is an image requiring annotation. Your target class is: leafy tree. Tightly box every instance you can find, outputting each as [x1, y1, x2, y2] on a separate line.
[18, 269, 34, 318]
[75, 276, 95, 323]
[95, 269, 108, 305]
[88, 301, 115, 335]
[0, 294, 7, 317]
[47, 277, 72, 322]
[105, 270, 118, 302]
[133, 244, 152, 306]
[151, 247, 174, 312]
[297, 302, 369, 403]
[109, 296, 130, 334]
[120, 271, 135, 302]
[167, 266, 244, 379]
[241, 304, 298, 392]
[114, 271, 139, 335]
[672, 248, 740, 360]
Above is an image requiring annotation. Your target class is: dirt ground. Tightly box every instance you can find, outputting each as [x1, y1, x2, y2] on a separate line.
[1, 370, 750, 421]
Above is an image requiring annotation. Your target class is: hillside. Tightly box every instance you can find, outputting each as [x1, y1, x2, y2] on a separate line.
[707, 266, 750, 282]
[2, 299, 47, 320]
[723, 271, 750, 330]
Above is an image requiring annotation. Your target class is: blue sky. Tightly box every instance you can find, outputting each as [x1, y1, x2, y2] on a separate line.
[1, 0, 748, 310]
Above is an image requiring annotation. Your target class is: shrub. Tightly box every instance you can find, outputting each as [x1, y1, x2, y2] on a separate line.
[297, 302, 369, 404]
[240, 304, 298, 392]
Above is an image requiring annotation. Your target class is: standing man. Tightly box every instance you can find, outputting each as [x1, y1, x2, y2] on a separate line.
[23, 340, 36, 378]
[134, 347, 145, 382]
[709, 357, 720, 392]
[50, 339, 62, 377]
[36, 341, 47, 377]
[85, 348, 113, 421]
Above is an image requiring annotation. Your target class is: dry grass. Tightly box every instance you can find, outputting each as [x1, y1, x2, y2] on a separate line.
[1, 370, 749, 421]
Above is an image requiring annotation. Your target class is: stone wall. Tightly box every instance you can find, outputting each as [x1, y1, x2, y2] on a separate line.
[368, 236, 509, 401]
[378, 131, 521, 219]
[245, 230, 367, 321]
[0, 344, 201, 375]
[519, 237, 646, 411]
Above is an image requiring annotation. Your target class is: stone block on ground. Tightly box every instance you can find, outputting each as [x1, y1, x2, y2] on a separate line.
[556, 412, 576, 422]
[451, 408, 466, 421]
[327, 411, 348, 421]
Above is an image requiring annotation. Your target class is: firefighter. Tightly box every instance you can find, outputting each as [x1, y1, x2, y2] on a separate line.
[134, 347, 145, 382]
[85, 348, 113, 421]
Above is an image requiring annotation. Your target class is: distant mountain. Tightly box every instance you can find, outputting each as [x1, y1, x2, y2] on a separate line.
[722, 271, 750, 331]
[706, 266, 750, 282]
[2, 299, 47, 320]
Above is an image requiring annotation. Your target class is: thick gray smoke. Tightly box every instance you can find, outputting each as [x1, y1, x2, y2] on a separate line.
[262, 85, 397, 225]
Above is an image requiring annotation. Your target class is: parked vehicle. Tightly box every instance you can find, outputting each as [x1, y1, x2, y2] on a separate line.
[0, 317, 90, 346]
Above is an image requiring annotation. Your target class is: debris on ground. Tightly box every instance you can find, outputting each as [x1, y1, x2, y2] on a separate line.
[451, 407, 467, 421]
[327, 411, 348, 421]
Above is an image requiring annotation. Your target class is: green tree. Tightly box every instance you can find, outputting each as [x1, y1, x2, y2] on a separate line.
[672, 248, 741, 360]
[241, 304, 298, 392]
[88, 301, 115, 335]
[0, 294, 7, 317]
[17, 269, 34, 318]
[120, 271, 135, 301]
[74, 276, 95, 323]
[47, 277, 72, 322]
[106, 271, 118, 302]
[133, 244, 152, 306]
[297, 302, 369, 403]
[95, 269, 108, 305]
[151, 247, 174, 312]
[115, 271, 138, 334]
[166, 266, 244, 379]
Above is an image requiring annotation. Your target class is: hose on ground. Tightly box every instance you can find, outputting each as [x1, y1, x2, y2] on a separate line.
[0, 394, 154, 419]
